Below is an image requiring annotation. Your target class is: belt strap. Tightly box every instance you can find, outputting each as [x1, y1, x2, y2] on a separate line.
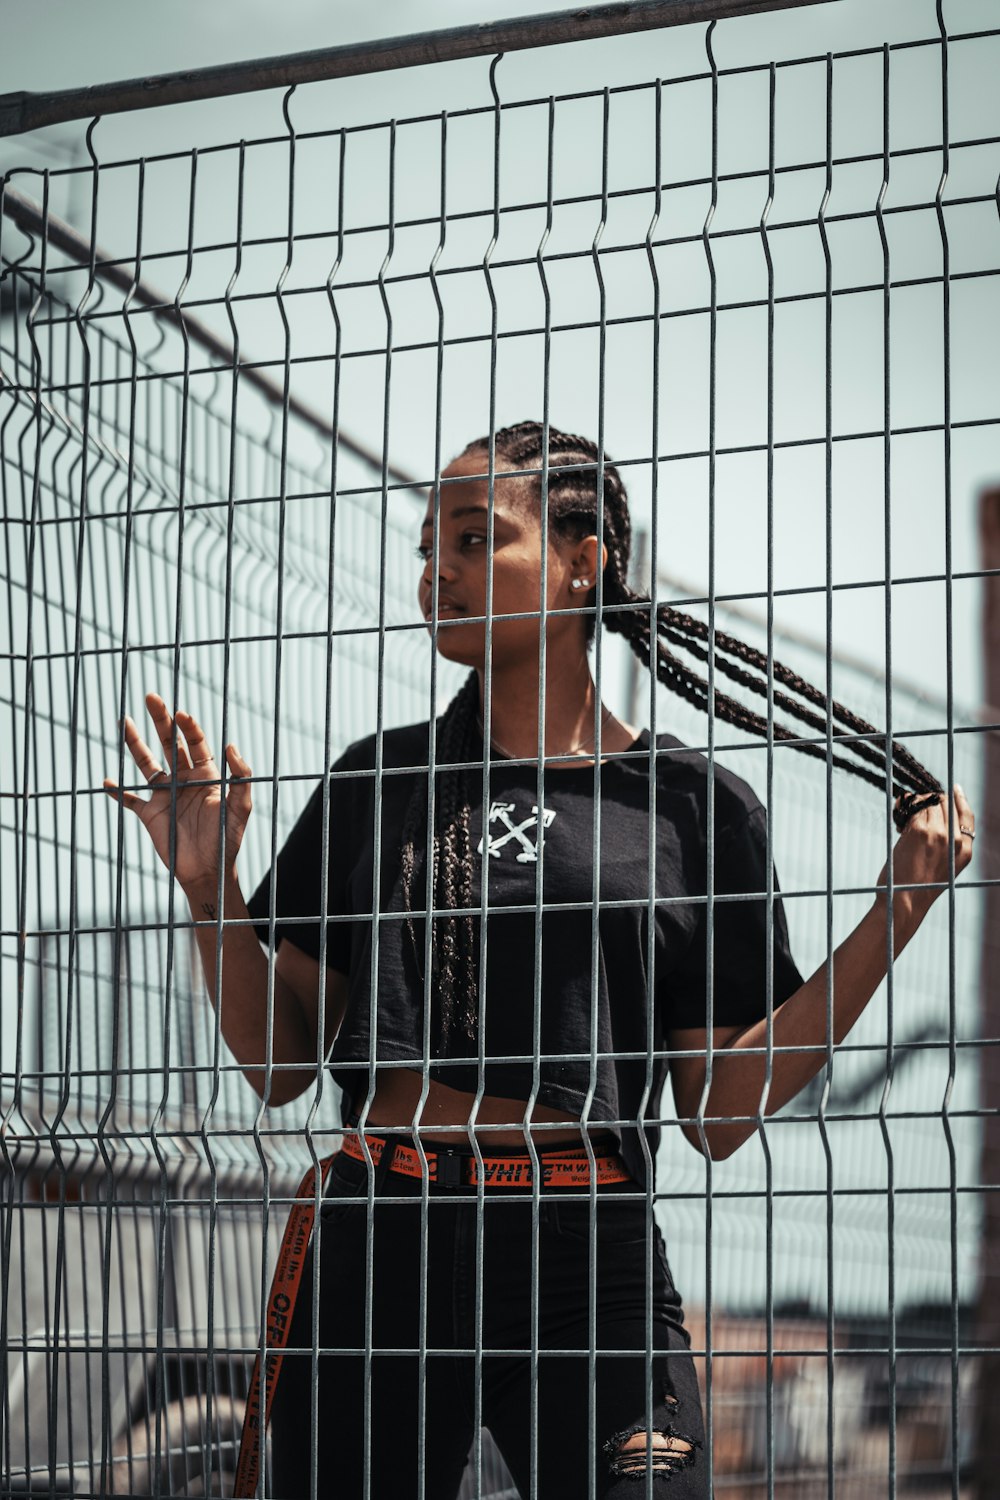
[341, 1130, 630, 1188]
[233, 1154, 335, 1498]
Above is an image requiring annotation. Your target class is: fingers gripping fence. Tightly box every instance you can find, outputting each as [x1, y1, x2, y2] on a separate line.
[0, 0, 996, 1496]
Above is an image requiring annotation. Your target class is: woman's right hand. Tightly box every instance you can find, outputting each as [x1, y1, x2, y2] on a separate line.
[103, 692, 253, 892]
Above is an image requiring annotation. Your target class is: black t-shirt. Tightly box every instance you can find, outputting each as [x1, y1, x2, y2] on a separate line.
[246, 721, 803, 1185]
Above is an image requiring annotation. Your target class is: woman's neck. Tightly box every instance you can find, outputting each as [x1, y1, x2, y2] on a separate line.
[475, 651, 636, 761]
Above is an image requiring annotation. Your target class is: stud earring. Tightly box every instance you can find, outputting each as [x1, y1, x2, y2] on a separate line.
[571, 577, 590, 591]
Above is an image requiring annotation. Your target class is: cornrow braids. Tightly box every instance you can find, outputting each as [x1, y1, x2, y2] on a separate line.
[400, 420, 943, 1052]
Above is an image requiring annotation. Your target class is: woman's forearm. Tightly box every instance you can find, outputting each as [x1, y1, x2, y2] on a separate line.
[693, 890, 930, 1159]
[183, 872, 316, 1102]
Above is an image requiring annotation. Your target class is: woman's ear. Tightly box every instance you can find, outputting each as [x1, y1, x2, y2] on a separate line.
[568, 535, 608, 593]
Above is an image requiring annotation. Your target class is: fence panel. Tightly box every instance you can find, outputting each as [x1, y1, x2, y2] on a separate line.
[1, 1, 996, 1495]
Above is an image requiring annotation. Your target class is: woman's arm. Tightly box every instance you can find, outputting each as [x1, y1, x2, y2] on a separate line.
[105, 693, 346, 1105]
[184, 872, 349, 1106]
[669, 785, 975, 1160]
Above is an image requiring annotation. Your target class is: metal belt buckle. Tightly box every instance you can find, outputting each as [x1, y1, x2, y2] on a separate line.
[433, 1148, 464, 1188]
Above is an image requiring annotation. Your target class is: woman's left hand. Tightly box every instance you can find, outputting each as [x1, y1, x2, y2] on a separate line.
[874, 785, 975, 928]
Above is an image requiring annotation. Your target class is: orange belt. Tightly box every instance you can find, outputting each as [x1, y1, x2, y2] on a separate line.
[340, 1130, 630, 1188]
[233, 1134, 630, 1495]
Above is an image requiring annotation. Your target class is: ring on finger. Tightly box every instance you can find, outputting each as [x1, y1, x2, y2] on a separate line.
[192, 756, 214, 766]
[959, 825, 975, 839]
[148, 768, 170, 785]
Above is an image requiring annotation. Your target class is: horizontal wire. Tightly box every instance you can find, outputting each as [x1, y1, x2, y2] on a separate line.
[6, 433, 1000, 540]
[3, 1338, 992, 1362]
[5, 851, 998, 948]
[13, 170, 1000, 314]
[7, 1024, 997, 1085]
[15, 250, 1000, 378]
[9, 24, 997, 185]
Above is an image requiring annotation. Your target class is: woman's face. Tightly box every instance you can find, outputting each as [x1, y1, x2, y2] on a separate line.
[416, 449, 591, 671]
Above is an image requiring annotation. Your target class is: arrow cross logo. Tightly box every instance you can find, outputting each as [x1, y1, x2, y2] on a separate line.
[477, 800, 556, 864]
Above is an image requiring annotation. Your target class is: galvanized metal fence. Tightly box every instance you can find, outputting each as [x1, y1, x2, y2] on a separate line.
[1, 0, 997, 1494]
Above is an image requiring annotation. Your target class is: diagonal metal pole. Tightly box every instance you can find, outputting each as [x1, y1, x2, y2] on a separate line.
[0, 184, 419, 491]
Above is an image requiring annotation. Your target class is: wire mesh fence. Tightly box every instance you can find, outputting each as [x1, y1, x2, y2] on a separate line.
[1, 0, 997, 1495]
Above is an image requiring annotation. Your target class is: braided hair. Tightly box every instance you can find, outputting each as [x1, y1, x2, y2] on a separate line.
[400, 420, 943, 1048]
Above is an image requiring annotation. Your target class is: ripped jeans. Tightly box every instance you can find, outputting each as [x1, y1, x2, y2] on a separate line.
[270, 1142, 707, 1498]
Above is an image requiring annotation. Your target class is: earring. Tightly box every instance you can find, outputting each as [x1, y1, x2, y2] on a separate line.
[571, 577, 590, 591]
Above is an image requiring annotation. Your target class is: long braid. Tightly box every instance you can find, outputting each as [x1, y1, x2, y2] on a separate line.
[399, 671, 480, 1044]
[609, 582, 927, 800]
[400, 420, 942, 1052]
[658, 606, 934, 794]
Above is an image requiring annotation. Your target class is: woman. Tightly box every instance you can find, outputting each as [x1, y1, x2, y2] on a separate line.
[106, 422, 974, 1498]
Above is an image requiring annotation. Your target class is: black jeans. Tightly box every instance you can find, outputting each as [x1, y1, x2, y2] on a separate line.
[270, 1143, 706, 1498]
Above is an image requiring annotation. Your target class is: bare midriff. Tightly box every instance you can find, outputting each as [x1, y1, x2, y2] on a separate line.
[362, 1068, 615, 1149]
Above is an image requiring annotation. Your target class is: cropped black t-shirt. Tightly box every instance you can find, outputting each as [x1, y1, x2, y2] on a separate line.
[246, 722, 803, 1185]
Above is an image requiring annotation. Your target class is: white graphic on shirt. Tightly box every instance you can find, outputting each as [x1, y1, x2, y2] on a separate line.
[478, 800, 556, 863]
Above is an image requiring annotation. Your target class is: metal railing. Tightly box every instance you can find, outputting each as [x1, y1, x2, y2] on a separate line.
[2, 0, 997, 1495]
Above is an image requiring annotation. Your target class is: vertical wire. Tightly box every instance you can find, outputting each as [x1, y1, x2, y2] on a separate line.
[201, 136, 246, 1497]
[0, 179, 18, 1499]
[525, 91, 556, 1500]
[27, 271, 61, 1310]
[358, 111, 397, 1500]
[310, 122, 346, 1500]
[34, 291, 67, 1420]
[696, 23, 720, 1486]
[20, 319, 55, 1276]
[933, 6, 960, 1493]
[758, 58, 778, 1500]
[97, 150, 146, 1500]
[250, 111, 286, 1486]
[0, 194, 33, 1244]
[637, 75, 663, 1500]
[81, 357, 121, 1496]
[583, 82, 611, 1500]
[69, 387, 97, 1479]
[271, 93, 314, 1500]
[87, 376, 129, 1492]
[817, 51, 837, 1500]
[247, 94, 298, 1498]
[51, 124, 103, 1495]
[175, 1191, 198, 1493]
[0, 193, 24, 1492]
[471, 54, 505, 1496]
[53, 314, 84, 1492]
[151, 143, 198, 1500]
[132, 346, 165, 1464]
[414, 105, 449, 1500]
[874, 43, 899, 1500]
[81, 342, 118, 1487]
[39, 243, 68, 1500]
[5, 228, 55, 1500]
[10, 171, 49, 1500]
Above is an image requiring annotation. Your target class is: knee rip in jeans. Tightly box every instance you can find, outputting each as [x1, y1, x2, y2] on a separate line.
[604, 1394, 699, 1482]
